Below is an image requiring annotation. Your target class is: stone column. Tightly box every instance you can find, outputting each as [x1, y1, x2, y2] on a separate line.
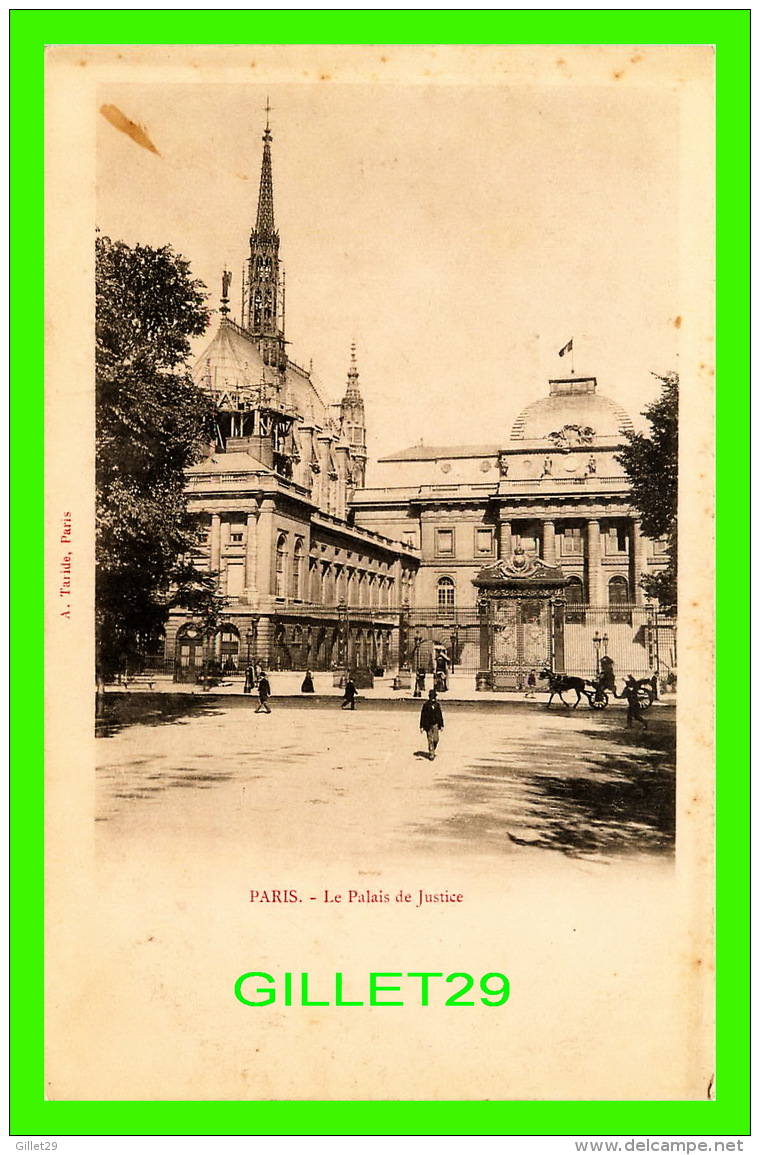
[630, 517, 645, 604]
[256, 499, 275, 596]
[551, 599, 566, 673]
[499, 517, 513, 559]
[209, 514, 222, 573]
[542, 519, 557, 566]
[245, 512, 258, 600]
[586, 519, 601, 606]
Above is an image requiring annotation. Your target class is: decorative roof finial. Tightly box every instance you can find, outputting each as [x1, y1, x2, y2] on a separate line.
[263, 95, 273, 141]
[220, 269, 232, 317]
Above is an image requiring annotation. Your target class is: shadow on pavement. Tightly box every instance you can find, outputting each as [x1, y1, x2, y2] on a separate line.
[412, 721, 675, 860]
[96, 693, 224, 737]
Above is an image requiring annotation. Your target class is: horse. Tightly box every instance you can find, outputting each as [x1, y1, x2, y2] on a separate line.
[539, 669, 594, 709]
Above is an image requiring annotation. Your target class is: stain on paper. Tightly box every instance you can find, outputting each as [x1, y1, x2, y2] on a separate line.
[100, 104, 161, 156]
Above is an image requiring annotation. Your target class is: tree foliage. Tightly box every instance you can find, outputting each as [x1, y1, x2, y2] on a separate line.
[96, 235, 221, 675]
[616, 372, 678, 610]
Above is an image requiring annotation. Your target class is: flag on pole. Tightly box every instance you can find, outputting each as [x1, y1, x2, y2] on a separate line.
[558, 338, 573, 358]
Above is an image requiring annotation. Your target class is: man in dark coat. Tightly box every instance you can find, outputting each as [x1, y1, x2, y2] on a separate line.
[341, 676, 357, 709]
[621, 675, 648, 730]
[255, 672, 272, 713]
[420, 689, 444, 759]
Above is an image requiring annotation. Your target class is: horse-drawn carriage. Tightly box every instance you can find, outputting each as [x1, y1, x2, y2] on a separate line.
[539, 668, 655, 711]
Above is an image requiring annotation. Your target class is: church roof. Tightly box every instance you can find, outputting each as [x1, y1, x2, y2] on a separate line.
[193, 322, 274, 394]
[193, 321, 331, 427]
[285, 360, 330, 426]
[187, 449, 274, 476]
[379, 443, 501, 462]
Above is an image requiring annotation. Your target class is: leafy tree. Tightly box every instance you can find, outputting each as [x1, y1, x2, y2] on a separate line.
[96, 235, 221, 678]
[616, 371, 678, 610]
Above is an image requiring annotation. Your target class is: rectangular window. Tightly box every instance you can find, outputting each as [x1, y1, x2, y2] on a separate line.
[561, 527, 583, 555]
[475, 528, 494, 556]
[230, 532, 244, 543]
[605, 523, 629, 554]
[436, 529, 455, 556]
[226, 563, 245, 597]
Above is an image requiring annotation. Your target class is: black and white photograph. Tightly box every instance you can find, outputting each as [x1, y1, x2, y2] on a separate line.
[45, 44, 714, 1102]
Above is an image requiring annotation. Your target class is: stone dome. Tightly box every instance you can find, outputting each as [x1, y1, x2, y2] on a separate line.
[510, 377, 634, 441]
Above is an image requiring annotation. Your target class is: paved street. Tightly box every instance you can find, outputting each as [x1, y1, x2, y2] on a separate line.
[96, 697, 675, 862]
[48, 699, 692, 1103]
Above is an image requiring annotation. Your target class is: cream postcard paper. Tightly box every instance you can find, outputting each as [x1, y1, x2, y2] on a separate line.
[45, 45, 714, 1101]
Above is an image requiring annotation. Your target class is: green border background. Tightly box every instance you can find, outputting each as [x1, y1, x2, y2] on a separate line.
[12, 8, 748, 1138]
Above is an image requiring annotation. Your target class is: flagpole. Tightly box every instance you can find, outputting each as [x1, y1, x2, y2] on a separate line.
[571, 342, 575, 376]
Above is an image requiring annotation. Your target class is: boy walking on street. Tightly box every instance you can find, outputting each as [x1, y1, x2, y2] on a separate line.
[621, 675, 648, 730]
[255, 672, 272, 713]
[420, 689, 444, 760]
[341, 675, 358, 710]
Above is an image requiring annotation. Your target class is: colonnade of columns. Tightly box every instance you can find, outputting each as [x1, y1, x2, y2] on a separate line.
[498, 514, 645, 605]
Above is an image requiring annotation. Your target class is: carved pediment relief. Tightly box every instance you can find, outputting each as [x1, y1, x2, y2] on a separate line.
[547, 424, 595, 450]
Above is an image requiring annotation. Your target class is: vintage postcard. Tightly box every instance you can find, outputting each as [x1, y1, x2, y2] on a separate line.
[43, 42, 715, 1109]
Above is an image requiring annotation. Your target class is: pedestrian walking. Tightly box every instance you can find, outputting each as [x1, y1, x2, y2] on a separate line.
[524, 669, 537, 699]
[255, 671, 272, 713]
[435, 650, 449, 692]
[621, 675, 648, 730]
[341, 675, 357, 710]
[419, 689, 444, 760]
[243, 664, 254, 694]
[301, 669, 315, 693]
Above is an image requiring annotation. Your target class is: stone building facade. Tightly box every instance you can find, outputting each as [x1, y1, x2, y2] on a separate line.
[165, 118, 673, 689]
[165, 120, 418, 681]
[350, 375, 674, 687]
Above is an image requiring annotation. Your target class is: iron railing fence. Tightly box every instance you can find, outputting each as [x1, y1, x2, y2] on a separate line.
[562, 604, 676, 684]
[107, 603, 675, 687]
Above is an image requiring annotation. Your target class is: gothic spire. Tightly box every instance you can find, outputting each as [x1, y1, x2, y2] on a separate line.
[255, 104, 276, 236]
[340, 343, 367, 487]
[246, 104, 283, 366]
[345, 342, 362, 399]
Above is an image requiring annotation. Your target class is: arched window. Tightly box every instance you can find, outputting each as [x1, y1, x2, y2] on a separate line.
[291, 540, 303, 600]
[565, 575, 585, 623]
[437, 576, 455, 614]
[609, 575, 631, 622]
[275, 534, 288, 598]
[309, 557, 320, 603]
[324, 565, 335, 606]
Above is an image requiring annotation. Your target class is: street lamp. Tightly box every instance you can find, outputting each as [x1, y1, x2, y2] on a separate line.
[593, 631, 609, 676]
[450, 624, 462, 676]
[399, 599, 410, 670]
[412, 631, 423, 697]
[246, 617, 259, 669]
[645, 600, 660, 698]
[338, 598, 349, 678]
